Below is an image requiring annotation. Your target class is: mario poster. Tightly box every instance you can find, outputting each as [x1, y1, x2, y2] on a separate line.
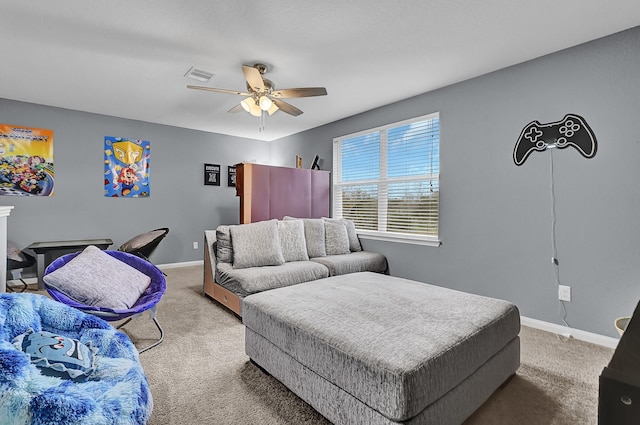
[104, 136, 150, 198]
[0, 124, 54, 196]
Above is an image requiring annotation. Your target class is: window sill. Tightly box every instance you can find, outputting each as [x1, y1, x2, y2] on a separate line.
[357, 231, 442, 247]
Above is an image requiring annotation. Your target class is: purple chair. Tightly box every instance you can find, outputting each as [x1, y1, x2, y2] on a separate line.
[44, 250, 166, 353]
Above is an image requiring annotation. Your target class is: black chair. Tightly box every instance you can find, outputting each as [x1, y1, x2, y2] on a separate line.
[6, 242, 36, 292]
[118, 228, 169, 262]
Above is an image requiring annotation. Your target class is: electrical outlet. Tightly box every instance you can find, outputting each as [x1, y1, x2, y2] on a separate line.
[558, 285, 571, 302]
[192, 241, 198, 250]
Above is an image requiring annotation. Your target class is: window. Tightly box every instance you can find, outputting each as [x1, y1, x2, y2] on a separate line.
[332, 113, 440, 245]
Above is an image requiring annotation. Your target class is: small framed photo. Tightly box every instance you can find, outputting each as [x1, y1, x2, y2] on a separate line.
[204, 163, 221, 186]
[228, 165, 236, 187]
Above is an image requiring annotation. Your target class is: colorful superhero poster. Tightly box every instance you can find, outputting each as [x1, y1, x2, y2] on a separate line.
[0, 124, 54, 196]
[104, 136, 150, 198]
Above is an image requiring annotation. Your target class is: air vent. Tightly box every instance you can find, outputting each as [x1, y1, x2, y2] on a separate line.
[184, 67, 214, 82]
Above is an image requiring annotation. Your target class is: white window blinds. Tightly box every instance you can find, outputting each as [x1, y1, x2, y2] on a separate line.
[333, 113, 440, 242]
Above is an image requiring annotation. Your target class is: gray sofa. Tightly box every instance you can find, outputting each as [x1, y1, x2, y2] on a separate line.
[203, 217, 388, 316]
[244, 272, 521, 424]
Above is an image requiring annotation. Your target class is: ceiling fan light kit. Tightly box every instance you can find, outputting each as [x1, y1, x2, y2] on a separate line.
[188, 63, 327, 130]
[266, 102, 278, 116]
[241, 97, 262, 117]
[259, 95, 273, 111]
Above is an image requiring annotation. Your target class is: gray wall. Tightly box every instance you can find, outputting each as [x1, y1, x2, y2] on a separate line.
[0, 99, 271, 265]
[3, 26, 639, 338]
[271, 26, 640, 338]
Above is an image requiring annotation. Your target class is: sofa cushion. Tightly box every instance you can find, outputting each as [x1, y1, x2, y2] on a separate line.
[277, 220, 309, 262]
[323, 220, 350, 255]
[217, 261, 329, 298]
[324, 218, 361, 252]
[42, 245, 151, 310]
[310, 251, 388, 276]
[230, 220, 285, 269]
[343, 220, 362, 252]
[285, 217, 326, 258]
[216, 225, 233, 264]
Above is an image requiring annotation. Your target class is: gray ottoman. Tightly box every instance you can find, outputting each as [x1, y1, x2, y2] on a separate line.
[243, 272, 520, 425]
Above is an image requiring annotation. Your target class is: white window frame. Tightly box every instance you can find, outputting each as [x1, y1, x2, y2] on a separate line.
[332, 113, 441, 247]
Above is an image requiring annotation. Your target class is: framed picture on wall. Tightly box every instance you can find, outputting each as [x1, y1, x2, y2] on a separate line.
[204, 163, 220, 186]
[0, 124, 55, 197]
[104, 136, 151, 198]
[228, 165, 236, 187]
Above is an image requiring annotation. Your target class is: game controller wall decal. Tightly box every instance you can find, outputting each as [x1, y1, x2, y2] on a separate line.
[513, 113, 598, 329]
[513, 114, 597, 166]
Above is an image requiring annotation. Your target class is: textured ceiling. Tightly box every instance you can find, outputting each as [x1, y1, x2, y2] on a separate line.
[1, 1, 640, 141]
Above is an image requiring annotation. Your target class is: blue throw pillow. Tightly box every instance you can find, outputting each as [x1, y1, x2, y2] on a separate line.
[13, 329, 97, 379]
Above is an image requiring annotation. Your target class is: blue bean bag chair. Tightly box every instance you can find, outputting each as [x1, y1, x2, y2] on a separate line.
[0, 292, 153, 425]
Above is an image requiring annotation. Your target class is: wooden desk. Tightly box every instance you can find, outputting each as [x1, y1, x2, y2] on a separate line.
[27, 239, 113, 290]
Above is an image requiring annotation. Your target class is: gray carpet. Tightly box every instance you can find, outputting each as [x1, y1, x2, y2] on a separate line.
[118, 265, 614, 425]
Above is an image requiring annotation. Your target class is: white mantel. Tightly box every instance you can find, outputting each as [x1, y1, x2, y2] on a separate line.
[0, 206, 14, 293]
[0, 206, 14, 218]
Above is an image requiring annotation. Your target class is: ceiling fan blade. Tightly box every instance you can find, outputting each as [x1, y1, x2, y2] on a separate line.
[272, 99, 303, 116]
[227, 104, 245, 113]
[271, 87, 327, 98]
[242, 65, 265, 92]
[187, 85, 251, 96]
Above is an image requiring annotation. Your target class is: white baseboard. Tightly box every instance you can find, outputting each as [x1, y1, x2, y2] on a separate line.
[5, 260, 203, 288]
[157, 259, 203, 269]
[13, 258, 621, 351]
[7, 277, 37, 285]
[521, 316, 619, 349]
[150, 263, 622, 351]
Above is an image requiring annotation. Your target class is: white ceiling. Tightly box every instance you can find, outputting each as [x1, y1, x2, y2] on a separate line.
[1, 1, 640, 142]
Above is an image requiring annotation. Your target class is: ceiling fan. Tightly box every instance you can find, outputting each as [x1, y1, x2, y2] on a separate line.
[187, 63, 327, 119]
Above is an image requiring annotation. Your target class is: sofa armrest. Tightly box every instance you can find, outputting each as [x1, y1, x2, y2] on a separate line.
[203, 230, 218, 289]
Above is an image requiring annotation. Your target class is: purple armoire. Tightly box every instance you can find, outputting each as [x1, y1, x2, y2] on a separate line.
[235, 163, 330, 223]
